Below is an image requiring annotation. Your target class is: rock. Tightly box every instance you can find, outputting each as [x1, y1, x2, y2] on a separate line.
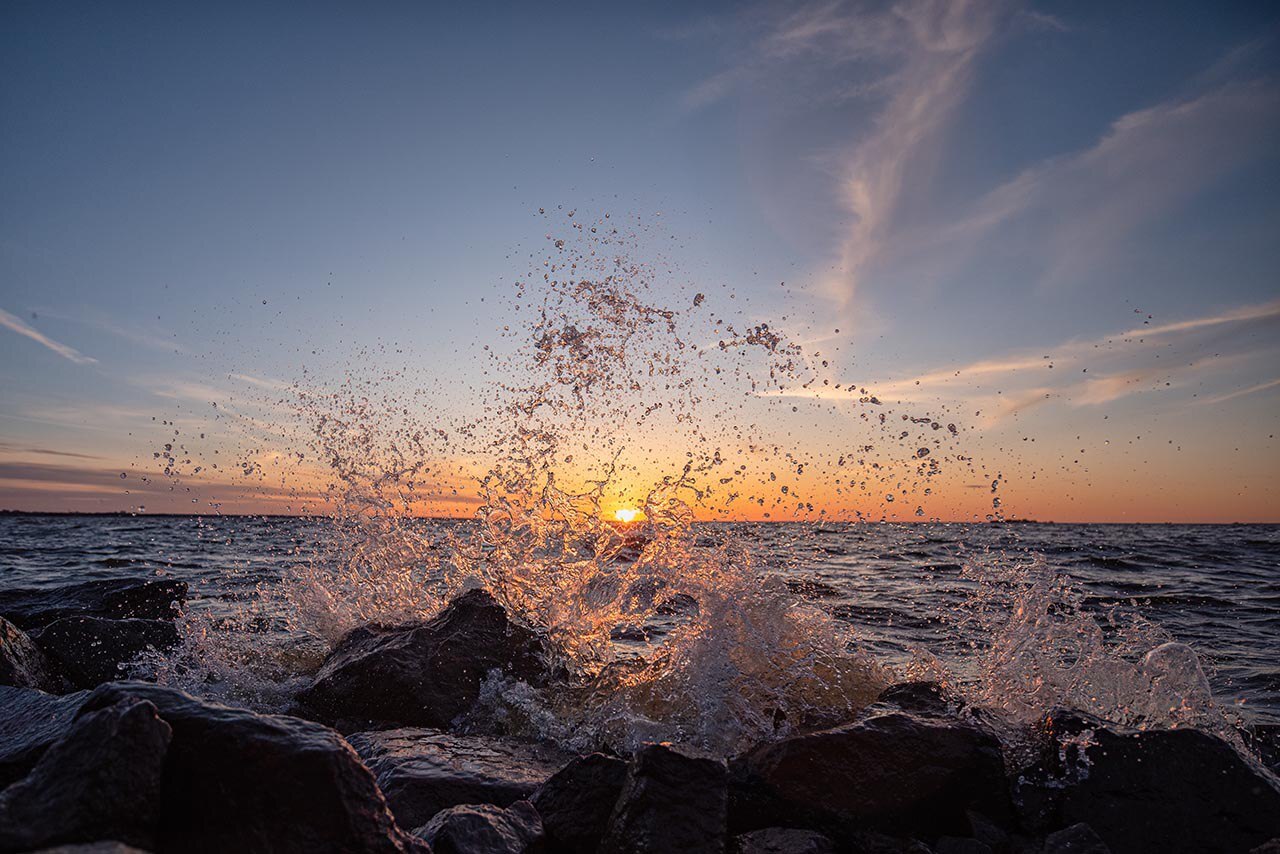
[1252, 840, 1280, 854]
[32, 617, 179, 689]
[1042, 823, 1110, 854]
[413, 800, 543, 854]
[296, 588, 551, 730]
[78, 682, 425, 854]
[875, 681, 954, 716]
[27, 845, 151, 853]
[531, 753, 628, 854]
[599, 743, 728, 854]
[0, 615, 64, 692]
[734, 827, 835, 854]
[729, 707, 1009, 841]
[0, 685, 88, 787]
[934, 838, 991, 854]
[0, 697, 171, 853]
[1018, 710, 1280, 854]
[349, 727, 571, 831]
[0, 579, 186, 630]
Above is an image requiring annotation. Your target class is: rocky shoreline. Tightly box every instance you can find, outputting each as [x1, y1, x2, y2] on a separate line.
[1, 579, 1278, 853]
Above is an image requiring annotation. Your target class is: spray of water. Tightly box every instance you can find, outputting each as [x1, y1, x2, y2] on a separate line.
[144, 209, 1233, 758]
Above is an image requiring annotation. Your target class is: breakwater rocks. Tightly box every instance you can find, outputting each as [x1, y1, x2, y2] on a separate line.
[2, 586, 1279, 853]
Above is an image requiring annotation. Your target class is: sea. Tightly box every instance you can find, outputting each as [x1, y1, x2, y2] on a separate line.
[2, 513, 1276, 727]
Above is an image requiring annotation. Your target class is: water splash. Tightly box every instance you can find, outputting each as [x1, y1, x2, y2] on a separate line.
[142, 208, 1241, 759]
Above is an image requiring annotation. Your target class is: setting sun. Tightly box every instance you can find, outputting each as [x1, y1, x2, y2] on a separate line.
[614, 508, 641, 523]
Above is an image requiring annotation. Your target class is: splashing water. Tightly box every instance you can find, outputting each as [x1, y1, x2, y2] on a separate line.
[144, 209, 1235, 758]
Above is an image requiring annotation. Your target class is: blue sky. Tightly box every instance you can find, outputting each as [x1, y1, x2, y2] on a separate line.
[2, 1, 1278, 519]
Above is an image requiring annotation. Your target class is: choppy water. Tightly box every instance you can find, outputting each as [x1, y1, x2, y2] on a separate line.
[3, 513, 1276, 726]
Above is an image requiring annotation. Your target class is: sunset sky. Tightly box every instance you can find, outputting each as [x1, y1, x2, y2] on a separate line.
[2, 2, 1278, 521]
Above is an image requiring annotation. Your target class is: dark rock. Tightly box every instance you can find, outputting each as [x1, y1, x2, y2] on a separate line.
[1018, 710, 1280, 854]
[875, 681, 954, 716]
[599, 743, 728, 854]
[32, 617, 179, 689]
[0, 685, 88, 787]
[295, 588, 551, 730]
[0, 615, 64, 692]
[934, 839, 991, 854]
[1042, 823, 1110, 854]
[841, 832, 934, 853]
[78, 681, 425, 854]
[734, 827, 835, 854]
[531, 752, 628, 854]
[729, 707, 1009, 841]
[1252, 840, 1280, 854]
[0, 697, 171, 853]
[0, 579, 186, 630]
[349, 727, 572, 831]
[27, 845, 151, 853]
[413, 800, 543, 854]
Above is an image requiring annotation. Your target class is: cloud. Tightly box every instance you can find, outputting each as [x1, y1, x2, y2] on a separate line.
[0, 443, 102, 460]
[772, 298, 1280, 423]
[0, 308, 97, 364]
[1197, 377, 1280, 406]
[683, 1, 1010, 312]
[938, 79, 1280, 287]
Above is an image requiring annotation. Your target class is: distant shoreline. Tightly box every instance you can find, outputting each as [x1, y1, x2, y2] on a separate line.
[1, 509, 1275, 525]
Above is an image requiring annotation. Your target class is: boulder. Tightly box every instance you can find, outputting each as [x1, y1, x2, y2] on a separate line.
[875, 681, 955, 716]
[1017, 710, 1280, 854]
[934, 839, 991, 854]
[599, 743, 728, 854]
[77, 682, 425, 854]
[32, 617, 179, 689]
[0, 685, 88, 787]
[27, 845, 151, 853]
[729, 706, 1009, 841]
[413, 800, 543, 854]
[531, 753, 628, 854]
[0, 697, 171, 853]
[734, 827, 835, 854]
[295, 588, 551, 730]
[0, 579, 186, 630]
[1042, 823, 1110, 854]
[348, 727, 572, 831]
[0, 615, 64, 692]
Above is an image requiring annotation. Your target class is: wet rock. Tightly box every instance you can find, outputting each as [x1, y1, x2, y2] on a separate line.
[531, 752, 628, 854]
[296, 588, 551, 730]
[734, 827, 835, 854]
[0, 697, 171, 853]
[0, 579, 186, 630]
[413, 800, 543, 854]
[0, 615, 64, 692]
[1042, 823, 1110, 854]
[875, 681, 954, 716]
[934, 838, 991, 854]
[27, 845, 151, 854]
[349, 726, 572, 831]
[32, 617, 179, 689]
[1252, 840, 1280, 854]
[599, 743, 728, 854]
[0, 685, 88, 787]
[729, 707, 1009, 841]
[79, 681, 424, 854]
[1018, 710, 1280, 854]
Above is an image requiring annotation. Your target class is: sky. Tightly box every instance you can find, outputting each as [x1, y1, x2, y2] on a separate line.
[1, 0, 1278, 522]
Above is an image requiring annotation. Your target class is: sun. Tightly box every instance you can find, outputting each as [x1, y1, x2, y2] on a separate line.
[613, 507, 641, 523]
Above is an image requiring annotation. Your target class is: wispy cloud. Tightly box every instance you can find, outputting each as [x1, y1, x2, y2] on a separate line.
[0, 308, 97, 365]
[935, 79, 1280, 288]
[1197, 377, 1280, 406]
[33, 307, 194, 355]
[774, 299, 1280, 423]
